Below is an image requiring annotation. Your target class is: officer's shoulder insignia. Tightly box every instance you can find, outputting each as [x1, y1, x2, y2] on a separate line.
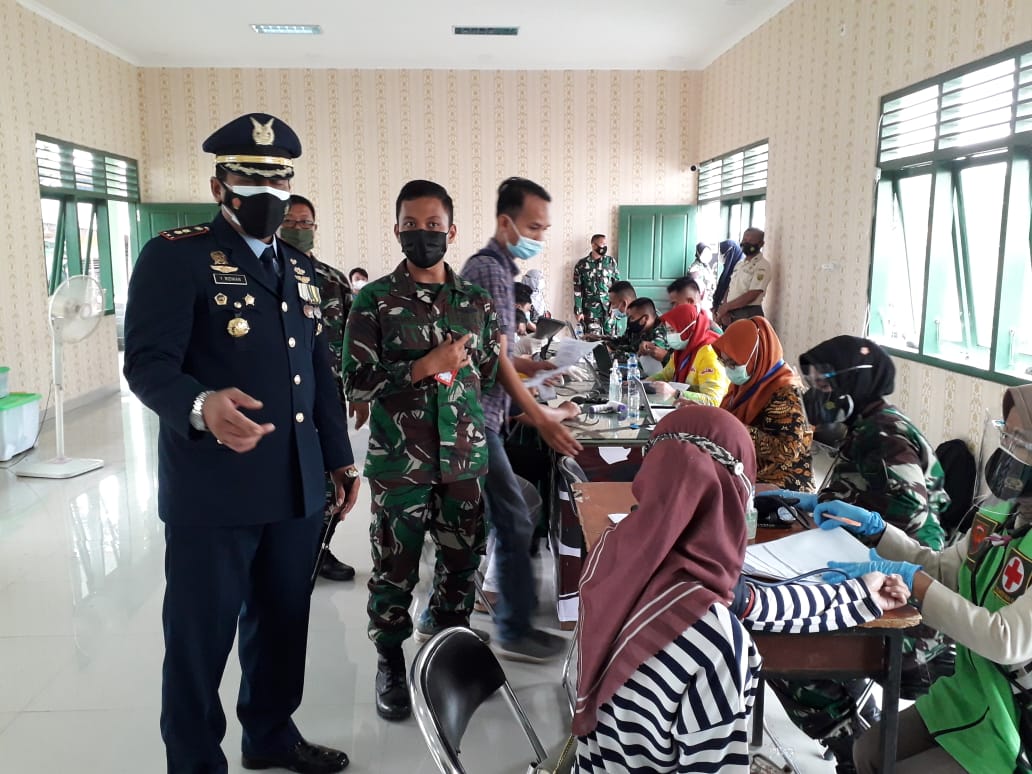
[160, 224, 210, 241]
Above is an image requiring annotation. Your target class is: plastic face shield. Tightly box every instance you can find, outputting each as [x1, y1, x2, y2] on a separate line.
[978, 416, 1032, 501]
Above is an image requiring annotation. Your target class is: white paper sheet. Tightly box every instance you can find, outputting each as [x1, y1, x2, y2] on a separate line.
[523, 339, 602, 387]
[743, 527, 871, 581]
[597, 446, 631, 464]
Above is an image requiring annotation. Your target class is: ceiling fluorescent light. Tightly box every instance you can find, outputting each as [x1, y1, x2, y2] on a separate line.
[252, 24, 322, 35]
[453, 26, 519, 36]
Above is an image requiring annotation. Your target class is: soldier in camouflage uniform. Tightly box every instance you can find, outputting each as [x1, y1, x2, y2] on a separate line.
[607, 297, 662, 357]
[573, 233, 621, 336]
[341, 180, 501, 722]
[280, 195, 358, 581]
[761, 336, 952, 773]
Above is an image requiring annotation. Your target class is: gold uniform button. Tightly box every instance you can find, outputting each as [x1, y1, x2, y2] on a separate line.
[293, 375, 301, 385]
[281, 302, 288, 312]
[288, 337, 296, 348]
[295, 412, 304, 423]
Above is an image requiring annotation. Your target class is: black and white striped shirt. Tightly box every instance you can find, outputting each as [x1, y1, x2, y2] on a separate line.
[575, 579, 882, 773]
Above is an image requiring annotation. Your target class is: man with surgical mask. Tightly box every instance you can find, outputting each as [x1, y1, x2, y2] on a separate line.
[462, 177, 582, 664]
[574, 233, 621, 336]
[341, 179, 502, 722]
[124, 113, 357, 773]
[279, 196, 359, 583]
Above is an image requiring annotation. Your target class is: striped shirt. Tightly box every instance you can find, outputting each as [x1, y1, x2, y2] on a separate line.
[575, 579, 882, 773]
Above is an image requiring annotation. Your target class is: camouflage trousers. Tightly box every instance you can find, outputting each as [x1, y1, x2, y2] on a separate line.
[581, 302, 609, 336]
[367, 478, 486, 648]
[769, 626, 954, 750]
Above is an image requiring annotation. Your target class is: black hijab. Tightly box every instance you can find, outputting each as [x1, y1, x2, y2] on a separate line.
[799, 336, 896, 421]
[712, 239, 744, 309]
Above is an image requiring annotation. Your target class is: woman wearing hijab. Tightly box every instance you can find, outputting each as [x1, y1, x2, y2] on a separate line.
[573, 406, 909, 773]
[758, 336, 952, 771]
[710, 239, 744, 315]
[647, 302, 730, 406]
[522, 268, 547, 322]
[812, 384, 1032, 774]
[713, 317, 815, 491]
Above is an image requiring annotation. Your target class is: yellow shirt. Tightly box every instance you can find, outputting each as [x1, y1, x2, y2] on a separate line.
[648, 344, 729, 407]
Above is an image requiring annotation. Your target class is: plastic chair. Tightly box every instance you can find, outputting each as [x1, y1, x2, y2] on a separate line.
[410, 627, 548, 774]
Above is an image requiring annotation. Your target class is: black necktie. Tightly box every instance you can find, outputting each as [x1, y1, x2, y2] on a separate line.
[260, 246, 282, 288]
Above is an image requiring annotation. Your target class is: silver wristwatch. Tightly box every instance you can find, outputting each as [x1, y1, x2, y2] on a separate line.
[190, 390, 215, 432]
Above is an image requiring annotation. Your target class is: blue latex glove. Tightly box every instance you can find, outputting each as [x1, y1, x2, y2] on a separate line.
[756, 489, 817, 512]
[826, 548, 921, 591]
[813, 499, 886, 537]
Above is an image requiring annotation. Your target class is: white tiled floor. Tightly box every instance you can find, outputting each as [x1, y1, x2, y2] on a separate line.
[0, 391, 838, 773]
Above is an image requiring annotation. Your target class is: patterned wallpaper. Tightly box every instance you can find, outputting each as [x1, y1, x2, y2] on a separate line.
[699, 0, 1032, 447]
[136, 67, 700, 322]
[4, 0, 1029, 451]
[0, 0, 138, 402]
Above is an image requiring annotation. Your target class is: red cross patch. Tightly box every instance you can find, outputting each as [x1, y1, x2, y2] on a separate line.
[994, 547, 1032, 604]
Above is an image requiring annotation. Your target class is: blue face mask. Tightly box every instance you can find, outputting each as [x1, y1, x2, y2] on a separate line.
[506, 218, 544, 260]
[612, 309, 627, 320]
[725, 338, 758, 386]
[727, 364, 750, 385]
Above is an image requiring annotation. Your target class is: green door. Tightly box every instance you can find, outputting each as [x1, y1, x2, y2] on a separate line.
[136, 203, 218, 247]
[617, 205, 696, 313]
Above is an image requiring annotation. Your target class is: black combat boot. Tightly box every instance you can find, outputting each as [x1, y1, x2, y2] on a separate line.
[374, 646, 410, 721]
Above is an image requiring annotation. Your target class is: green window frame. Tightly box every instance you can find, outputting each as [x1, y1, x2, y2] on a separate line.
[697, 141, 768, 242]
[868, 43, 1032, 385]
[36, 136, 140, 314]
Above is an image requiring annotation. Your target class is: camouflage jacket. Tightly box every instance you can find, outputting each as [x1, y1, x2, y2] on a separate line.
[821, 401, 948, 549]
[313, 257, 352, 405]
[342, 261, 501, 485]
[573, 254, 620, 327]
[608, 321, 664, 357]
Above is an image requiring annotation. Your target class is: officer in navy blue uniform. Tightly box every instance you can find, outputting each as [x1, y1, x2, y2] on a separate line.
[123, 113, 359, 774]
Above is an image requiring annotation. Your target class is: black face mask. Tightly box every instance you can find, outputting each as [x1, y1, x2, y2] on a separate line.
[596, 245, 608, 256]
[400, 229, 448, 269]
[222, 184, 288, 240]
[985, 448, 1032, 499]
[802, 387, 854, 426]
[741, 243, 761, 256]
[626, 318, 645, 335]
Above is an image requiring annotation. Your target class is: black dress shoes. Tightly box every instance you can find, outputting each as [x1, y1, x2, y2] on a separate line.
[375, 647, 411, 720]
[318, 554, 356, 582]
[242, 739, 349, 773]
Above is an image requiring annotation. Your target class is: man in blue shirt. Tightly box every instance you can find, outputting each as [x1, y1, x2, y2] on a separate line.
[462, 177, 582, 662]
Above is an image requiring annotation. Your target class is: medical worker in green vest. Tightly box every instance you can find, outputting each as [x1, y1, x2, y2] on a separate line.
[820, 383, 1032, 774]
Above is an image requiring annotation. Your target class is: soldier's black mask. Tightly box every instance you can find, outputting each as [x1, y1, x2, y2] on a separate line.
[802, 387, 853, 427]
[400, 229, 448, 269]
[221, 183, 289, 240]
[596, 245, 608, 256]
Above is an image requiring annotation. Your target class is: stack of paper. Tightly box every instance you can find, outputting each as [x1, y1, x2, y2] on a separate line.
[744, 527, 871, 582]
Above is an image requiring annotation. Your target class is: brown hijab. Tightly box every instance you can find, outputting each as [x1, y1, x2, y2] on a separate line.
[573, 405, 756, 735]
[713, 317, 799, 426]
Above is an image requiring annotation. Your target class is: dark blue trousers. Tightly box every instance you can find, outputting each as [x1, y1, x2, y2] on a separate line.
[160, 516, 323, 774]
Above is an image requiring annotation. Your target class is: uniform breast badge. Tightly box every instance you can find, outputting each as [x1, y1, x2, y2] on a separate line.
[227, 317, 251, 337]
[214, 293, 228, 306]
[211, 251, 229, 265]
[244, 294, 255, 306]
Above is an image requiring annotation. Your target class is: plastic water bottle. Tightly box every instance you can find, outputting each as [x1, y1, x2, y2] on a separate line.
[574, 322, 584, 338]
[626, 357, 642, 428]
[608, 362, 622, 403]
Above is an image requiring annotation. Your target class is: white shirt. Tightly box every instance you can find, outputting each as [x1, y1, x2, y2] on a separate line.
[727, 251, 772, 304]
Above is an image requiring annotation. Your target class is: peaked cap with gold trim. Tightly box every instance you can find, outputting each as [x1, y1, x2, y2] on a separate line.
[202, 113, 301, 179]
